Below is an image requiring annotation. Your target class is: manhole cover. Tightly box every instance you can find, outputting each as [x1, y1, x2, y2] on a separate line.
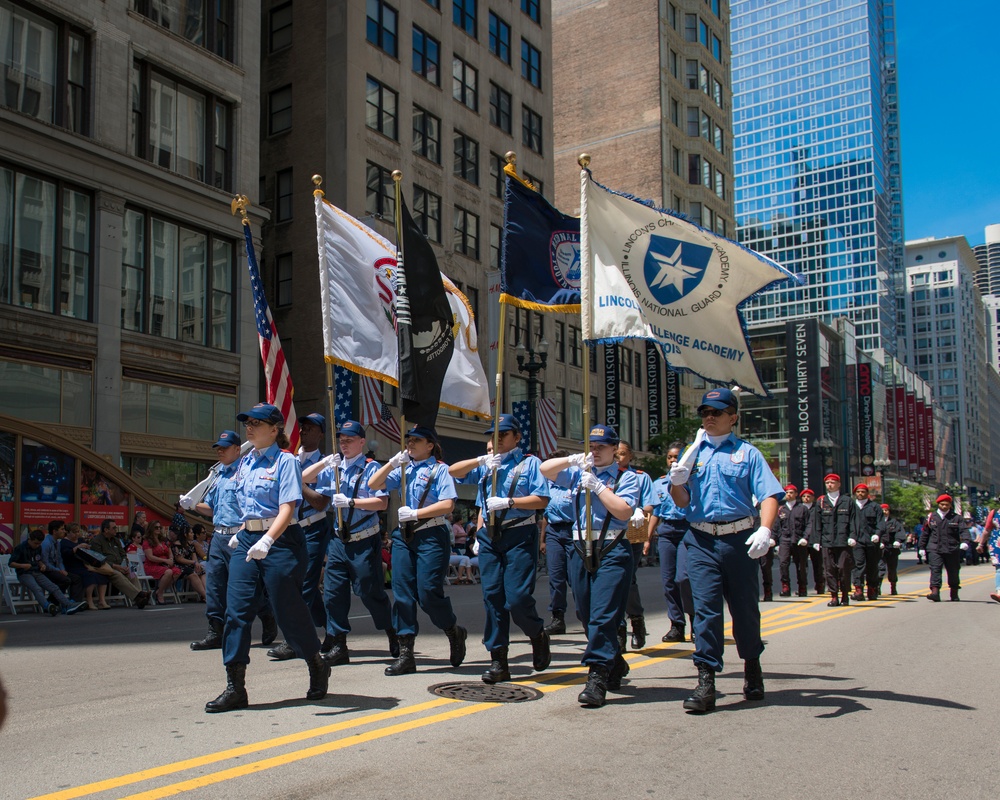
[429, 681, 543, 703]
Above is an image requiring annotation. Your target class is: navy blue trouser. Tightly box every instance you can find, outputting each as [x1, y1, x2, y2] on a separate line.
[205, 533, 271, 624]
[324, 531, 393, 636]
[301, 518, 331, 629]
[657, 532, 687, 625]
[477, 523, 544, 652]
[223, 526, 320, 666]
[684, 529, 763, 673]
[624, 542, 645, 619]
[390, 524, 457, 637]
[544, 523, 573, 615]
[567, 539, 633, 670]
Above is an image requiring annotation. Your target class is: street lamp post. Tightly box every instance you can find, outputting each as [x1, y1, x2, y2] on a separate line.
[873, 457, 891, 499]
[516, 324, 548, 456]
[812, 438, 835, 470]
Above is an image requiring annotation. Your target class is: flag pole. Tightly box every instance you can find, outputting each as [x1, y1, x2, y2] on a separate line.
[392, 170, 408, 502]
[488, 298, 507, 534]
[578, 153, 595, 569]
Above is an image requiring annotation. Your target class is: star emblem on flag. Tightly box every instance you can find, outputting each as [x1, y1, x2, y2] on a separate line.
[334, 367, 354, 425]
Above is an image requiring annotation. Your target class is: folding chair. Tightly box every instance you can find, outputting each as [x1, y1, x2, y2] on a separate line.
[0, 554, 44, 615]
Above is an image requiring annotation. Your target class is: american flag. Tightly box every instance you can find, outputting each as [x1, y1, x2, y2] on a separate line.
[511, 401, 532, 458]
[536, 397, 558, 458]
[333, 366, 354, 425]
[360, 375, 403, 444]
[244, 224, 299, 452]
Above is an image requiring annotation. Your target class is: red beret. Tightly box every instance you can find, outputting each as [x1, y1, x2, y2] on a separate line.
[853, 483, 869, 493]
[824, 473, 840, 482]
[800, 488, 815, 497]
[784, 484, 798, 492]
[880, 504, 889, 511]
[936, 494, 953, 504]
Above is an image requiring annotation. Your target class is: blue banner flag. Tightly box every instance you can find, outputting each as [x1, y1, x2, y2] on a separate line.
[501, 177, 581, 313]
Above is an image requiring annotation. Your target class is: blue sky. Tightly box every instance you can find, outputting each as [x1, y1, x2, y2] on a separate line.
[897, 2, 999, 245]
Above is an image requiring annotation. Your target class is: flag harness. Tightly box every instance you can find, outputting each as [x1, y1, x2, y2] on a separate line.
[481, 460, 530, 543]
[573, 469, 626, 573]
[338, 458, 375, 542]
[402, 463, 443, 543]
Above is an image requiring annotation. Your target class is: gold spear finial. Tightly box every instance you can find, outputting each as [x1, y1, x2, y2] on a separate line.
[230, 194, 250, 226]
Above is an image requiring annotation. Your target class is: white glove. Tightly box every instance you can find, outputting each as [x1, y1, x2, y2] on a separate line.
[630, 508, 646, 525]
[797, 538, 808, 547]
[330, 493, 351, 508]
[568, 452, 594, 469]
[472, 536, 480, 555]
[847, 538, 857, 547]
[669, 463, 691, 486]
[745, 527, 772, 559]
[960, 542, 969, 551]
[892, 540, 902, 549]
[477, 453, 503, 470]
[871, 534, 880, 544]
[769, 537, 777, 548]
[389, 451, 411, 469]
[579, 472, 605, 494]
[991, 555, 999, 566]
[228, 533, 240, 549]
[179, 494, 196, 510]
[812, 543, 821, 552]
[397, 505, 418, 524]
[322, 453, 342, 470]
[246, 534, 275, 561]
[919, 549, 926, 558]
[486, 496, 514, 513]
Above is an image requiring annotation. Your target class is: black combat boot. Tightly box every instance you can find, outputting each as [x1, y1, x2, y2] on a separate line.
[386, 627, 400, 658]
[616, 625, 627, 656]
[322, 633, 350, 666]
[577, 664, 609, 707]
[530, 630, 551, 671]
[780, 581, 791, 597]
[926, 588, 941, 602]
[306, 652, 331, 700]
[662, 622, 686, 643]
[683, 664, 716, 713]
[743, 657, 765, 701]
[205, 664, 248, 713]
[950, 588, 960, 601]
[629, 615, 647, 650]
[384, 635, 416, 676]
[851, 585, 865, 602]
[267, 641, 296, 660]
[190, 618, 223, 651]
[543, 611, 566, 635]
[481, 646, 511, 684]
[445, 625, 467, 668]
[259, 610, 278, 646]
[827, 591, 840, 607]
[607, 653, 630, 691]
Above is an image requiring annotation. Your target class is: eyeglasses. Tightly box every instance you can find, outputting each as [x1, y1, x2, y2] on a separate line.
[243, 419, 268, 428]
[699, 408, 728, 418]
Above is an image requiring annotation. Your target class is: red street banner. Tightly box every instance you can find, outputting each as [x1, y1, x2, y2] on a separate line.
[924, 403, 936, 478]
[895, 387, 908, 470]
[905, 391, 918, 472]
[916, 399, 928, 474]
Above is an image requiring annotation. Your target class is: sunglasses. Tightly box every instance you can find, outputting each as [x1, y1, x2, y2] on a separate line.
[699, 408, 728, 418]
[243, 419, 269, 428]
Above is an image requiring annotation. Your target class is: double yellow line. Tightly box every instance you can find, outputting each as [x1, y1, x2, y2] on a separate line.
[32, 567, 992, 800]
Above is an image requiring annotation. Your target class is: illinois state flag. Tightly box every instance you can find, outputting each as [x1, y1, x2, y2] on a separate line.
[581, 172, 795, 396]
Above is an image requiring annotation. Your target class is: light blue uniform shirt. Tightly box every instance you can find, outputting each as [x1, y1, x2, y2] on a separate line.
[316, 453, 386, 533]
[545, 482, 575, 526]
[651, 475, 688, 534]
[474, 451, 550, 520]
[630, 468, 654, 508]
[555, 462, 640, 540]
[384, 457, 457, 509]
[297, 449, 324, 522]
[203, 460, 243, 528]
[682, 433, 783, 524]
[235, 443, 302, 521]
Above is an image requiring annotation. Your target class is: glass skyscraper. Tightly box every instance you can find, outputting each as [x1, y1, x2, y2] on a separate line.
[731, 0, 903, 355]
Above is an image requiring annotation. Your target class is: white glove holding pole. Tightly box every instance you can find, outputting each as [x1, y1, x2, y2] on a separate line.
[478, 453, 502, 470]
[330, 493, 351, 509]
[847, 538, 857, 547]
[568, 452, 594, 470]
[630, 508, 646, 525]
[397, 505, 418, 524]
[669, 463, 691, 486]
[228, 533, 240, 550]
[322, 453, 342, 470]
[746, 527, 773, 559]
[579, 472, 605, 494]
[485, 496, 514, 513]
[246, 534, 274, 561]
[389, 451, 411, 469]
[178, 494, 196, 510]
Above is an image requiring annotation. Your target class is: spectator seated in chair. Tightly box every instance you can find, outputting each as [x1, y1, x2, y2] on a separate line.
[86, 519, 150, 609]
[60, 523, 109, 610]
[42, 519, 83, 603]
[9, 530, 87, 616]
[172, 527, 207, 601]
[142, 522, 181, 604]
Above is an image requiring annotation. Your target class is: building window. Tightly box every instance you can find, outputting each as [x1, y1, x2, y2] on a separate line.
[0, 355, 92, 427]
[268, 85, 292, 135]
[453, 0, 476, 38]
[672, 147, 681, 176]
[412, 105, 440, 163]
[0, 164, 92, 320]
[490, 152, 505, 199]
[490, 223, 502, 269]
[452, 56, 478, 111]
[488, 11, 510, 64]
[366, 76, 398, 139]
[0, 1, 90, 134]
[275, 169, 293, 222]
[685, 59, 698, 90]
[132, 61, 231, 190]
[670, 98, 679, 126]
[711, 34, 722, 61]
[268, 2, 292, 52]
[523, 172, 543, 196]
[686, 106, 699, 136]
[413, 185, 441, 243]
[122, 379, 235, 441]
[121, 208, 235, 350]
[713, 124, 724, 153]
[365, 162, 395, 223]
[453, 206, 479, 259]
[412, 25, 440, 85]
[366, 0, 397, 57]
[520, 0, 539, 24]
[522, 105, 542, 154]
[688, 154, 700, 184]
[132, 0, 234, 61]
[520, 39, 541, 88]
[554, 321, 565, 362]
[569, 325, 582, 367]
[698, 18, 708, 47]
[276, 252, 292, 307]
[713, 78, 723, 107]
[489, 82, 512, 133]
[453, 132, 479, 185]
[683, 13, 697, 42]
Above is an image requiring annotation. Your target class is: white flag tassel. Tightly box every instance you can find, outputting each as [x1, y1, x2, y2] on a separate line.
[582, 174, 796, 396]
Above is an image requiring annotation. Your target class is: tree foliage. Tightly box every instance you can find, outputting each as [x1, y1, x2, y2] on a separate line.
[634, 416, 702, 479]
[883, 482, 933, 532]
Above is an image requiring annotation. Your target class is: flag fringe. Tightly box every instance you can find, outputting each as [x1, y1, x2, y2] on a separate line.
[499, 293, 581, 314]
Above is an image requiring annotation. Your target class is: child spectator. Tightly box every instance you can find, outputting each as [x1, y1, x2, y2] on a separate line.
[10, 530, 86, 615]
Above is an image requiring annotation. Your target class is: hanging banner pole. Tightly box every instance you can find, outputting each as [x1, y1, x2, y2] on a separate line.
[579, 154, 594, 569]
[392, 170, 408, 503]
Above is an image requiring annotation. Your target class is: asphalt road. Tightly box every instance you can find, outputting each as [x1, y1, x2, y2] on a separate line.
[2, 553, 997, 800]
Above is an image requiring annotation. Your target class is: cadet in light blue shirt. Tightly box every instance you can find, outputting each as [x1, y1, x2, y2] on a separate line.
[616, 441, 655, 651]
[540, 449, 575, 635]
[648, 441, 692, 645]
[450, 413, 551, 684]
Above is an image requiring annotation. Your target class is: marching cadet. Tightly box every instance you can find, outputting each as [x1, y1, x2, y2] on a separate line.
[918, 494, 973, 602]
[301, 420, 398, 666]
[848, 483, 885, 601]
[368, 426, 467, 675]
[206, 403, 329, 713]
[775, 485, 798, 597]
[668, 388, 784, 713]
[809, 473, 854, 607]
[449, 413, 551, 684]
[267, 413, 332, 661]
[878, 503, 906, 596]
[540, 449, 575, 635]
[615, 441, 654, 650]
[788, 488, 817, 596]
[541, 425, 640, 708]
[647, 441, 691, 643]
[184, 430, 276, 651]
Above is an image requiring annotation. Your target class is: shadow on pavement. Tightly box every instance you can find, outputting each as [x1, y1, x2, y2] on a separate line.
[710, 687, 975, 718]
[242, 692, 401, 714]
